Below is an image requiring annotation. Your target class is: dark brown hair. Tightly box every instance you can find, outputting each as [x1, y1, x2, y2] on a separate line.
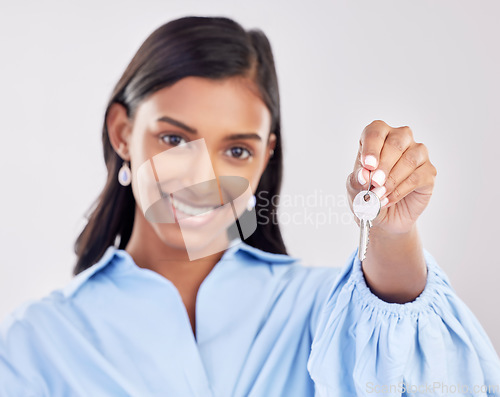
[73, 16, 287, 275]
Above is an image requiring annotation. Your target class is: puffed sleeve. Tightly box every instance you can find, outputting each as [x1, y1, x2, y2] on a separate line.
[306, 247, 500, 397]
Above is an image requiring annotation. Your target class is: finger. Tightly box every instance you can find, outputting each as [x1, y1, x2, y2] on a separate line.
[380, 142, 429, 201]
[356, 167, 371, 187]
[370, 127, 414, 189]
[347, 167, 386, 214]
[359, 120, 391, 171]
[347, 169, 387, 227]
[351, 142, 370, 188]
[347, 169, 365, 198]
[384, 161, 436, 207]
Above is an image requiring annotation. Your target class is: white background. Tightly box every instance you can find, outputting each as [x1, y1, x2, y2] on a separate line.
[1, 0, 499, 355]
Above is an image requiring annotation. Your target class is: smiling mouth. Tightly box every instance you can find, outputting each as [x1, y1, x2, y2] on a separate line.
[170, 196, 221, 217]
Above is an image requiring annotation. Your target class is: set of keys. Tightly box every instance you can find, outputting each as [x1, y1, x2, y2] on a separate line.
[353, 170, 382, 262]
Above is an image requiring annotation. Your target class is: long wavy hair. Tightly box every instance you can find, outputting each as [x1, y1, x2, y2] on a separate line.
[73, 16, 287, 275]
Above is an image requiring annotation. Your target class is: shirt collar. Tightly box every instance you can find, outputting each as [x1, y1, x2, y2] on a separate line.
[63, 239, 299, 298]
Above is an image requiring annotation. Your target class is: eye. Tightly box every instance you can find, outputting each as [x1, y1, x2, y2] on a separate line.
[225, 146, 252, 160]
[160, 134, 187, 146]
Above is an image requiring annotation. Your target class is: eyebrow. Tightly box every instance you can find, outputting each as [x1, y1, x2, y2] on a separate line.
[157, 116, 197, 134]
[157, 115, 262, 141]
[223, 133, 261, 142]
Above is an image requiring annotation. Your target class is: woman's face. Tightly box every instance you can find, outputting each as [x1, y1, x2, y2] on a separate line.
[110, 76, 276, 258]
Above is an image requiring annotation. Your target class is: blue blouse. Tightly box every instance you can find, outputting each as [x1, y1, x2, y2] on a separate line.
[1, 240, 499, 396]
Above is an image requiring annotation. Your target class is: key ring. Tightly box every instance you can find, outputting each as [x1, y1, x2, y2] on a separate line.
[364, 171, 373, 202]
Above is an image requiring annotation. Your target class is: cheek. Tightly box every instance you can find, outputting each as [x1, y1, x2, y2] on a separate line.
[129, 133, 165, 180]
[215, 159, 264, 191]
[247, 156, 268, 190]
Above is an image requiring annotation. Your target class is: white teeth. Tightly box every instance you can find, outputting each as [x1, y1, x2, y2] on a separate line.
[171, 197, 216, 216]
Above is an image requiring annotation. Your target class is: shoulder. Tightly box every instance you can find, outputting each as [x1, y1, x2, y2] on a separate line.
[0, 246, 121, 334]
[0, 246, 127, 392]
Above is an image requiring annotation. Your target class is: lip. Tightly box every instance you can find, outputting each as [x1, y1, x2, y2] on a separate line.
[172, 205, 220, 227]
[162, 191, 221, 209]
[170, 196, 224, 227]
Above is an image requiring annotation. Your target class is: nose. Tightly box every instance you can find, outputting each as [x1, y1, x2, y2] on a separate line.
[189, 151, 215, 182]
[176, 147, 222, 206]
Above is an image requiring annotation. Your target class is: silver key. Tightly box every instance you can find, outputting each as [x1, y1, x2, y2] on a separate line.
[353, 172, 381, 261]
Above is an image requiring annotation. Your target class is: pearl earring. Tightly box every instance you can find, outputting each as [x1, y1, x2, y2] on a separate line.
[270, 149, 274, 157]
[246, 194, 256, 211]
[118, 161, 131, 186]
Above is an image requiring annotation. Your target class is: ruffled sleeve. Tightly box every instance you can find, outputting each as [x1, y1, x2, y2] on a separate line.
[307, 247, 500, 397]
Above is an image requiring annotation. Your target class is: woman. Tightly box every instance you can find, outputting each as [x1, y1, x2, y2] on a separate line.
[1, 15, 499, 397]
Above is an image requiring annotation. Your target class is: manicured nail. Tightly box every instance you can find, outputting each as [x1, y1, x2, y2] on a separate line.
[357, 168, 366, 185]
[372, 186, 386, 199]
[364, 155, 377, 168]
[381, 197, 389, 207]
[372, 169, 386, 186]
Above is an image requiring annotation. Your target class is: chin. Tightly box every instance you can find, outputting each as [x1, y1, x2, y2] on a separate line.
[153, 223, 187, 250]
[152, 219, 232, 260]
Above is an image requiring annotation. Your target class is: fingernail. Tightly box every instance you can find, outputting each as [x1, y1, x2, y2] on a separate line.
[372, 169, 386, 186]
[372, 186, 386, 199]
[357, 168, 366, 185]
[381, 197, 389, 207]
[364, 155, 377, 168]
